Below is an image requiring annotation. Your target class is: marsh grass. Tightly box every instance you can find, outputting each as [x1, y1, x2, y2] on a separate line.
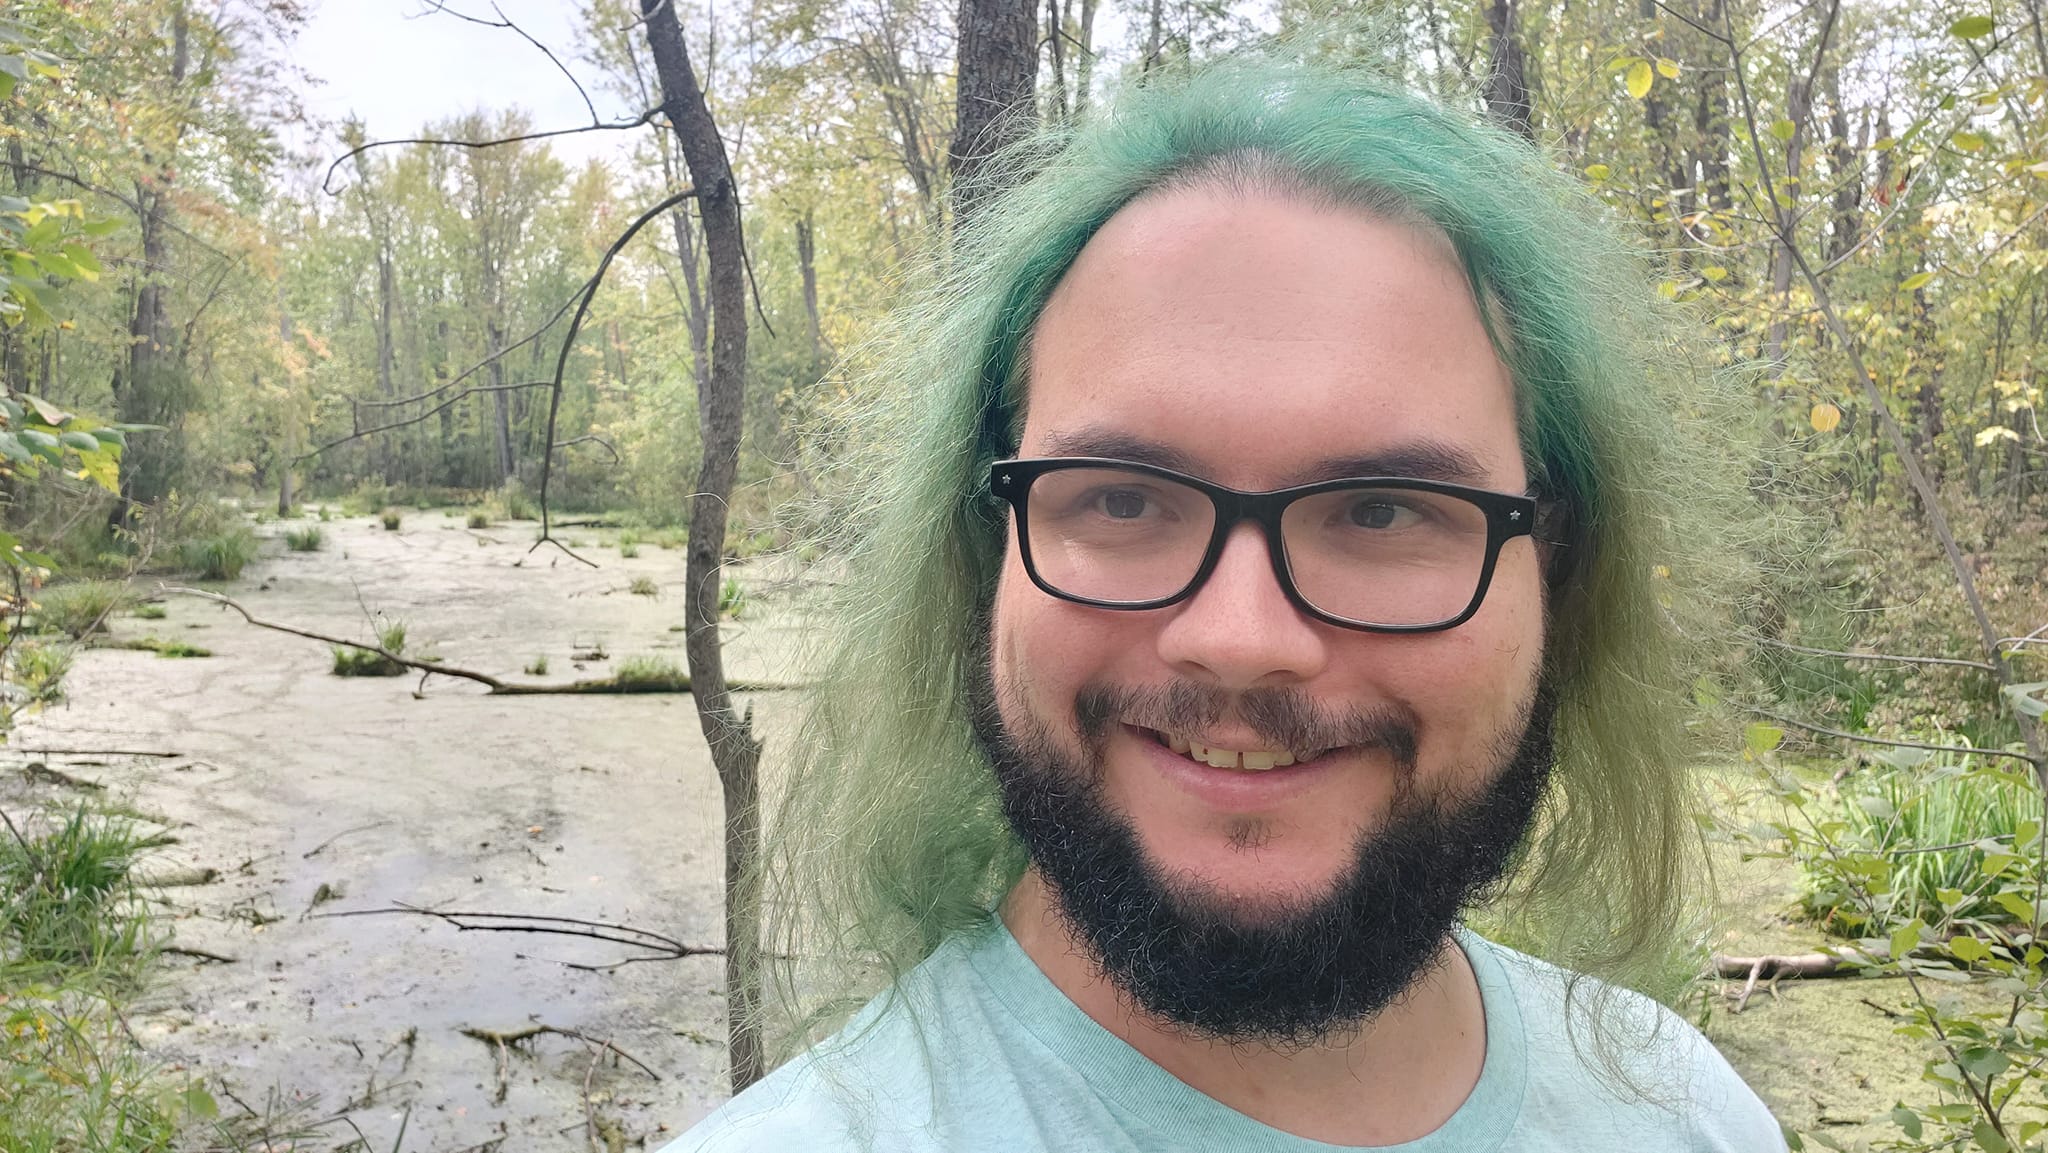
[719, 575, 745, 618]
[380, 509, 403, 531]
[331, 620, 408, 677]
[612, 654, 688, 691]
[179, 527, 258, 581]
[130, 602, 167, 620]
[284, 525, 324, 552]
[467, 510, 491, 529]
[629, 575, 659, 597]
[31, 580, 126, 638]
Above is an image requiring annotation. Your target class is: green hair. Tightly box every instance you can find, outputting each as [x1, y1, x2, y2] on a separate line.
[763, 47, 1754, 1058]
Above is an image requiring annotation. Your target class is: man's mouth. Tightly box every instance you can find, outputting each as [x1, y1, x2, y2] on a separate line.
[1134, 725, 1330, 773]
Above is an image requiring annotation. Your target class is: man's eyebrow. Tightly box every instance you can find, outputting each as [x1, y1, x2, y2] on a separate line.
[1031, 429, 1495, 487]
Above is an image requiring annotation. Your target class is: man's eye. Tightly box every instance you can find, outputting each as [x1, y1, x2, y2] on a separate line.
[1101, 490, 1149, 519]
[1347, 501, 1415, 530]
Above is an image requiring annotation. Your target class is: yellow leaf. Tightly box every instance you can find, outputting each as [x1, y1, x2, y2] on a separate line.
[1584, 163, 1611, 181]
[1702, 265, 1729, 282]
[1626, 60, 1654, 100]
[1901, 271, 1935, 291]
[1810, 402, 1842, 432]
[1954, 130, 1986, 152]
[1656, 57, 1681, 79]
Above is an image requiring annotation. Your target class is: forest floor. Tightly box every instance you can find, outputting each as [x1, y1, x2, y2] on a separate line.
[6, 508, 1918, 1150]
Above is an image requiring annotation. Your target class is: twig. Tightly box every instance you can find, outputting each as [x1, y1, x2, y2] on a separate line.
[302, 821, 389, 860]
[459, 1023, 661, 1082]
[10, 746, 181, 758]
[316, 901, 723, 968]
[161, 943, 238, 964]
[320, 109, 660, 195]
[21, 762, 105, 790]
[1748, 706, 2039, 767]
[1754, 637, 1999, 673]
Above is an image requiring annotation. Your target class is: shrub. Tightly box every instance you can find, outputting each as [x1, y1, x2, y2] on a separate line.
[501, 479, 534, 521]
[618, 530, 641, 559]
[380, 509, 402, 531]
[524, 655, 548, 676]
[8, 639, 72, 706]
[178, 527, 258, 581]
[32, 580, 126, 638]
[283, 525, 324, 552]
[467, 510, 491, 529]
[630, 576, 659, 598]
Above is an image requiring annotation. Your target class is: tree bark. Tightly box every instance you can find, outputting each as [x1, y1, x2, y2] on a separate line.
[796, 211, 826, 365]
[949, 0, 1037, 222]
[1482, 0, 1535, 141]
[641, 0, 767, 1095]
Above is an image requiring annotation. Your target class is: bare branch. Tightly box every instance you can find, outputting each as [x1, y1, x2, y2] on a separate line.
[319, 109, 660, 197]
[1754, 637, 2000, 672]
[1748, 706, 2040, 768]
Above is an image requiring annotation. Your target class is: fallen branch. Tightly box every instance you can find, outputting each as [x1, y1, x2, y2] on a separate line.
[1712, 951, 1855, 1014]
[302, 821, 389, 860]
[315, 901, 723, 971]
[20, 762, 104, 790]
[161, 943, 238, 964]
[11, 746, 181, 758]
[458, 1023, 660, 1082]
[170, 584, 800, 695]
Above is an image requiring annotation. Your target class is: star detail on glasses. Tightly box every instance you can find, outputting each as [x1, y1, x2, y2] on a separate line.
[1509, 509, 1522, 521]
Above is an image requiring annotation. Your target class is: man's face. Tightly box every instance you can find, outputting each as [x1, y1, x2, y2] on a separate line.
[983, 186, 1551, 1038]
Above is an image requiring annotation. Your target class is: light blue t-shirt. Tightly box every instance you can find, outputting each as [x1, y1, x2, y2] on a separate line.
[667, 919, 1784, 1151]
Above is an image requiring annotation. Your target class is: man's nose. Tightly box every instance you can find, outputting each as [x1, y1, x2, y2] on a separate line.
[1154, 521, 1329, 690]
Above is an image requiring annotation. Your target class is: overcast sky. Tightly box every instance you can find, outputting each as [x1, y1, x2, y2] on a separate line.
[288, 0, 639, 173]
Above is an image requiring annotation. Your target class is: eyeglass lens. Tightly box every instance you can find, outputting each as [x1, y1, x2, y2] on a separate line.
[1023, 466, 1494, 627]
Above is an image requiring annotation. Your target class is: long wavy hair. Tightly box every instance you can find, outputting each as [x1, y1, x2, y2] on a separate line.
[757, 45, 1755, 1059]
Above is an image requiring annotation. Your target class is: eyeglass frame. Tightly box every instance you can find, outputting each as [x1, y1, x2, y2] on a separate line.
[987, 456, 1545, 634]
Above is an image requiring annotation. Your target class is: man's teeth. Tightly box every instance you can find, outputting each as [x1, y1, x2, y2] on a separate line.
[1159, 731, 1305, 771]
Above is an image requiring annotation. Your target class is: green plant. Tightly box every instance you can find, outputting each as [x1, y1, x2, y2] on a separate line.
[501, 479, 534, 521]
[612, 654, 688, 691]
[135, 637, 209, 658]
[630, 575, 659, 598]
[317, 505, 332, 522]
[656, 529, 686, 550]
[524, 655, 548, 676]
[381, 508, 402, 531]
[7, 639, 71, 706]
[467, 510, 491, 529]
[0, 806, 149, 973]
[30, 579, 125, 637]
[284, 525, 324, 552]
[178, 527, 258, 581]
[130, 602, 166, 620]
[331, 619, 408, 677]
[719, 575, 745, 618]
[618, 529, 641, 559]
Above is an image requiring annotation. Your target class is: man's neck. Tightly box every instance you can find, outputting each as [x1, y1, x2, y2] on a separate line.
[999, 870, 1488, 1146]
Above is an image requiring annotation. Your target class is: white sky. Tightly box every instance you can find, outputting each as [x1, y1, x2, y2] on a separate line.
[288, 0, 639, 173]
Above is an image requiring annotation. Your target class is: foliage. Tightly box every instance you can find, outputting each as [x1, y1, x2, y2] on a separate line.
[283, 525, 324, 552]
[381, 509, 402, 531]
[5, 637, 68, 707]
[129, 602, 165, 620]
[719, 575, 745, 618]
[467, 509, 491, 529]
[524, 655, 548, 676]
[331, 619, 408, 677]
[0, 806, 149, 975]
[611, 654, 688, 691]
[177, 527, 257, 581]
[630, 575, 658, 597]
[29, 579, 124, 638]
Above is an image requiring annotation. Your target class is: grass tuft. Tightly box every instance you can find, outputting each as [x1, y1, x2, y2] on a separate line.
[380, 508, 403, 531]
[179, 527, 258, 581]
[467, 510, 491, 529]
[31, 580, 127, 638]
[612, 654, 689, 691]
[524, 655, 548, 676]
[331, 619, 409, 677]
[284, 525, 324, 552]
[630, 576, 659, 598]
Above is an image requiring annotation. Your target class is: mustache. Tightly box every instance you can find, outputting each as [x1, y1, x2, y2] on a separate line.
[1074, 680, 1420, 769]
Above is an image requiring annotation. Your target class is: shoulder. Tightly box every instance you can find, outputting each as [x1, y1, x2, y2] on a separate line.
[1467, 934, 1787, 1152]
[657, 1051, 871, 1153]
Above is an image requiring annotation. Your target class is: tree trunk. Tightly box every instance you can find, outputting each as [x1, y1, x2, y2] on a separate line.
[1482, 0, 1535, 141]
[796, 211, 826, 365]
[949, 0, 1037, 222]
[641, 0, 767, 1095]
[487, 319, 515, 484]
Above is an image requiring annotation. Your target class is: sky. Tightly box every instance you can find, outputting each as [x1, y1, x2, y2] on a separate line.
[287, 0, 641, 174]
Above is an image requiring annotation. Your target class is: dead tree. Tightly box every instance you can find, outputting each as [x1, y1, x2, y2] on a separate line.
[640, 0, 768, 1094]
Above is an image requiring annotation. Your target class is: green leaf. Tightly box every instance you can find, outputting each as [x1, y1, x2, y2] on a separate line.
[1891, 1106, 1923, 1140]
[1976, 1120, 2012, 1153]
[1982, 852, 2021, 878]
[57, 430, 97, 453]
[0, 54, 26, 82]
[89, 426, 126, 449]
[1770, 118, 1798, 141]
[58, 243, 99, 280]
[79, 217, 122, 238]
[0, 70, 14, 103]
[18, 427, 59, 461]
[1891, 918, 1926, 963]
[1954, 130, 1987, 152]
[1901, 271, 1936, 291]
[1950, 15, 1995, 39]
[2002, 682, 2048, 720]
[35, 250, 79, 279]
[183, 1084, 219, 1119]
[21, 394, 69, 425]
[1626, 60, 1654, 100]
[0, 432, 27, 464]
[1950, 935, 1991, 963]
[1994, 891, 2036, 921]
[1745, 723, 1785, 757]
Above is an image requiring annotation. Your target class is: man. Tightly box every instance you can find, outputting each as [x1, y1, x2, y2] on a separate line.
[671, 50, 1780, 1152]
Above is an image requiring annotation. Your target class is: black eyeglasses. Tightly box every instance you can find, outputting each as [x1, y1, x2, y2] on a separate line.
[988, 457, 1539, 633]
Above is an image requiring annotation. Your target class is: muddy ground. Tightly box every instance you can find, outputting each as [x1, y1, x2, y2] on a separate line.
[6, 509, 1920, 1150]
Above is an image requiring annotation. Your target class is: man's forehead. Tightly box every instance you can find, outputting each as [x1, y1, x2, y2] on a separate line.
[1032, 426, 1497, 489]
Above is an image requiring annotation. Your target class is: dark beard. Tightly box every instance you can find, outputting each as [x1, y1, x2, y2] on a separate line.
[969, 654, 1556, 1047]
